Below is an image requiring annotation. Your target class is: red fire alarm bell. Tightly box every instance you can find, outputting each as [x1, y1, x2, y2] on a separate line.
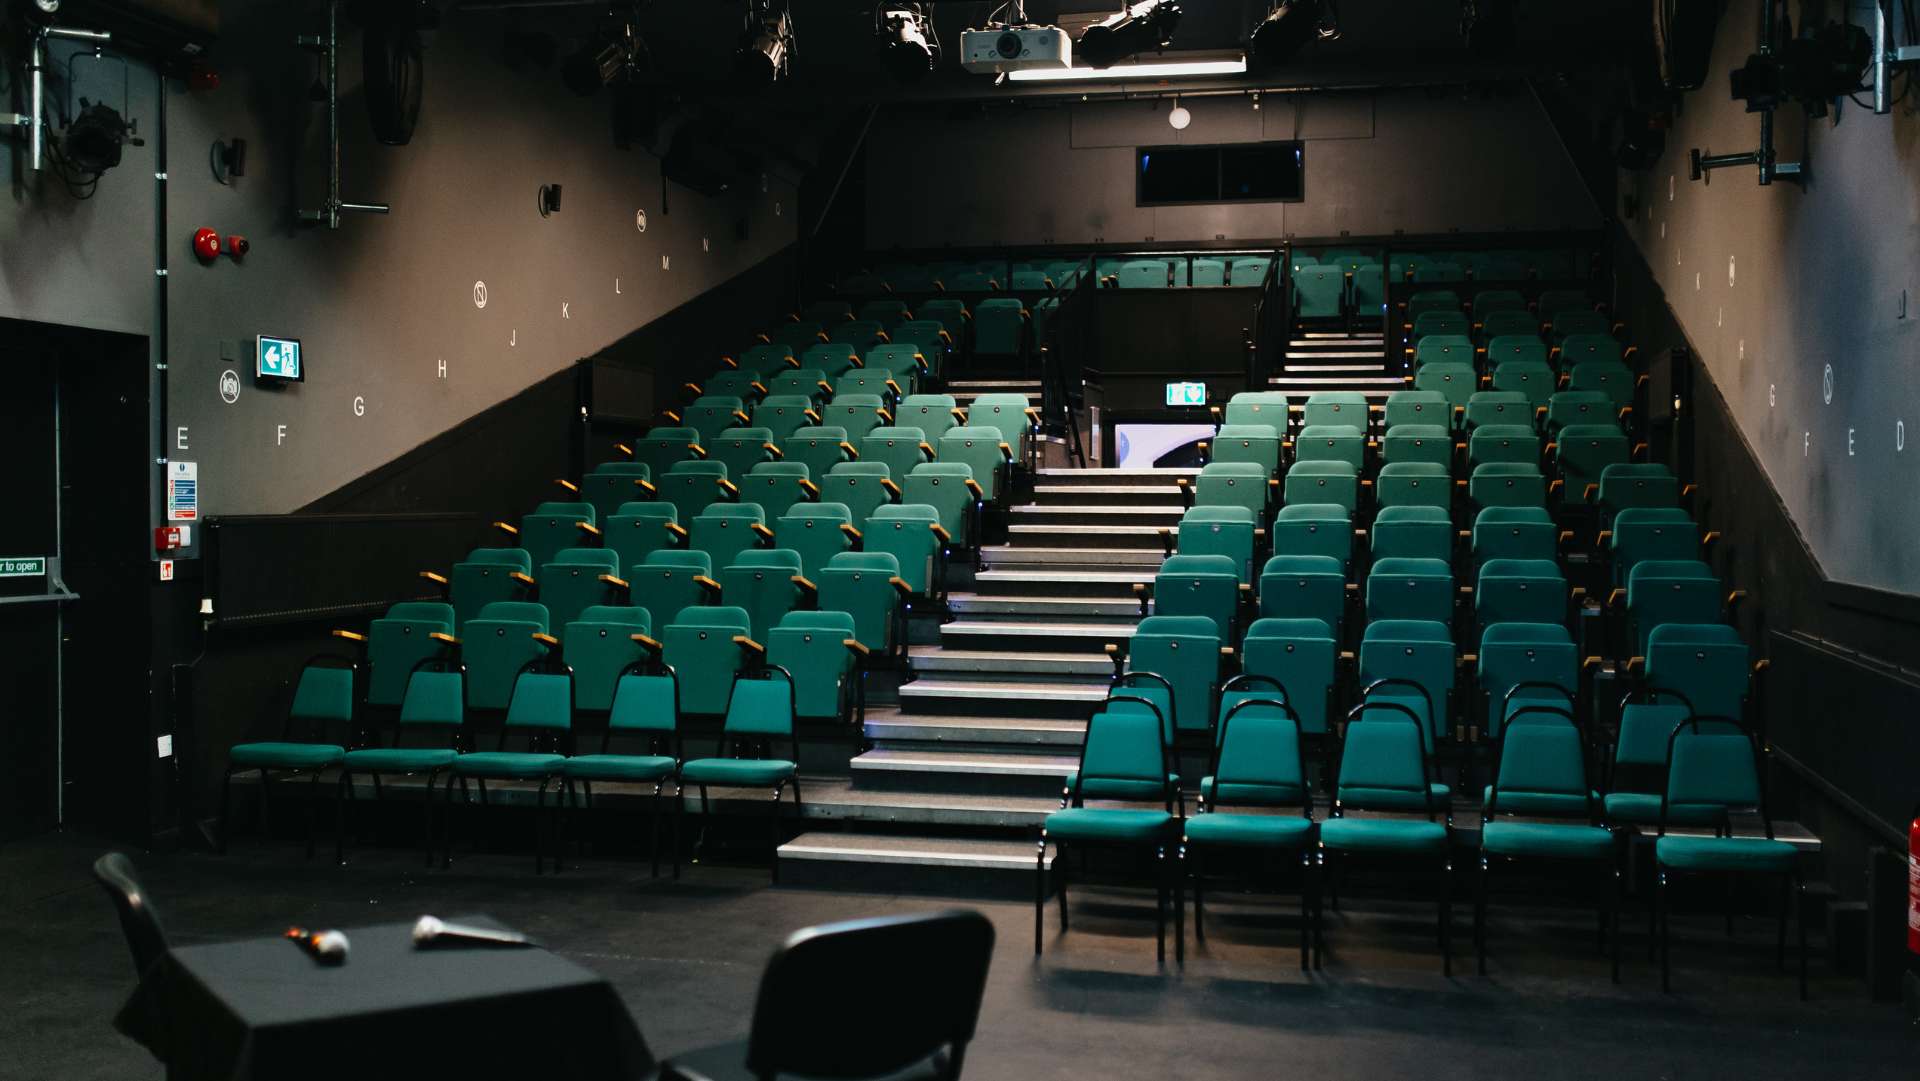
[154, 526, 185, 553]
[193, 228, 222, 263]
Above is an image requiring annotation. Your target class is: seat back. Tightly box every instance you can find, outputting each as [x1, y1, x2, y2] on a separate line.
[1412, 362, 1476, 416]
[781, 426, 854, 478]
[1405, 289, 1460, 322]
[896, 394, 961, 441]
[1151, 554, 1240, 639]
[1175, 507, 1258, 583]
[398, 667, 466, 730]
[768, 610, 858, 721]
[775, 502, 857, 579]
[768, 368, 835, 404]
[1210, 424, 1283, 473]
[1413, 334, 1474, 369]
[90, 853, 169, 979]
[503, 670, 574, 737]
[1241, 617, 1337, 736]
[537, 549, 623, 638]
[1464, 391, 1531, 432]
[965, 395, 1035, 459]
[699, 369, 767, 403]
[1661, 719, 1768, 829]
[1283, 460, 1359, 515]
[1255, 554, 1345, 640]
[1228, 257, 1272, 285]
[1471, 505, 1556, 568]
[1627, 560, 1722, 655]
[1190, 461, 1271, 517]
[1301, 392, 1369, 430]
[1487, 708, 1593, 817]
[633, 426, 703, 478]
[1127, 615, 1222, 735]
[1476, 623, 1577, 741]
[722, 668, 797, 739]
[364, 603, 457, 708]
[1468, 423, 1539, 468]
[902, 463, 979, 546]
[752, 395, 821, 441]
[1115, 259, 1172, 288]
[1222, 391, 1290, 428]
[1357, 620, 1455, 751]
[1074, 707, 1174, 801]
[1365, 557, 1454, 625]
[736, 343, 798, 379]
[683, 395, 750, 444]
[690, 503, 770, 576]
[1480, 311, 1541, 342]
[1209, 697, 1309, 808]
[861, 425, 933, 480]
[1371, 505, 1452, 562]
[516, 504, 597, 568]
[1410, 310, 1469, 342]
[742, 910, 995, 1081]
[1271, 502, 1351, 566]
[1469, 462, 1547, 510]
[1375, 462, 1451, 512]
[824, 461, 896, 530]
[1491, 361, 1554, 409]
[635, 549, 715, 627]
[1292, 264, 1345, 318]
[1484, 334, 1547, 369]
[867, 504, 942, 595]
[461, 604, 551, 712]
[973, 299, 1028, 356]
[818, 551, 905, 650]
[1335, 710, 1437, 815]
[741, 462, 812, 521]
[578, 463, 653, 524]
[1645, 623, 1750, 720]
[827, 319, 889, 350]
[1475, 558, 1567, 632]
[1599, 463, 1679, 514]
[1383, 390, 1449, 430]
[663, 606, 753, 716]
[566, 606, 652, 713]
[604, 503, 679, 573]
[939, 427, 1010, 501]
[1293, 424, 1366, 470]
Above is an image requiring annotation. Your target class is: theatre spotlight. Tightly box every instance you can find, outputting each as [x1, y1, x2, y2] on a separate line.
[563, 17, 638, 98]
[737, 1, 795, 86]
[1078, 1, 1182, 70]
[878, 4, 939, 82]
[1250, 0, 1322, 69]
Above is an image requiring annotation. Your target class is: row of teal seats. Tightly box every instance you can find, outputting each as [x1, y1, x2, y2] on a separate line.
[1095, 256, 1273, 289]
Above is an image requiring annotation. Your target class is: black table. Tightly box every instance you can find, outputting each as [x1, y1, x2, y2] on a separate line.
[116, 917, 654, 1081]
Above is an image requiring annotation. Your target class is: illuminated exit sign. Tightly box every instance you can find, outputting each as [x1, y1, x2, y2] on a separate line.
[1166, 381, 1207, 407]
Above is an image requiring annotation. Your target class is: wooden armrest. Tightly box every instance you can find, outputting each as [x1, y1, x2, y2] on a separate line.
[598, 574, 629, 589]
[750, 523, 775, 540]
[493, 521, 520, 537]
[918, 441, 936, 458]
[1458, 653, 1478, 666]
[615, 443, 633, 458]
[419, 571, 448, 586]
[997, 442, 1014, 461]
[840, 523, 863, 541]
[798, 478, 821, 498]
[661, 410, 682, 423]
[963, 478, 984, 499]
[1220, 646, 1236, 657]
[682, 382, 703, 396]
[531, 632, 560, 647]
[429, 632, 461, 646]
[664, 521, 690, 539]
[331, 629, 367, 643]
[750, 381, 768, 395]
[631, 633, 662, 653]
[880, 478, 902, 498]
[1607, 587, 1625, 609]
[732, 635, 765, 655]
[1727, 589, 1747, 608]
[575, 522, 602, 537]
[814, 382, 833, 397]
[1582, 483, 1599, 502]
[1752, 658, 1771, 675]
[884, 380, 904, 398]
[510, 571, 536, 587]
[790, 575, 818, 593]
[732, 410, 753, 425]
[842, 638, 871, 658]
[950, 408, 968, 423]
[889, 576, 912, 596]
[763, 443, 783, 458]
[634, 479, 657, 496]
[929, 523, 951, 543]
[693, 575, 722, 593]
[720, 355, 738, 369]
[1626, 656, 1645, 675]
[1583, 655, 1605, 672]
[554, 478, 579, 494]
[717, 478, 741, 497]
[688, 443, 707, 457]
[804, 408, 822, 423]
[838, 441, 860, 458]
[1238, 583, 1253, 594]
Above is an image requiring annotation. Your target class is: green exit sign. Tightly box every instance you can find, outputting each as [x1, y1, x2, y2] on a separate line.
[1166, 381, 1207, 407]
[0, 557, 47, 578]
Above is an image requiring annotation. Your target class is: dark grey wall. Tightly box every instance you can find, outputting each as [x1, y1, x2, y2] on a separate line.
[865, 87, 1601, 248]
[1620, 0, 1920, 596]
[3, 3, 798, 522]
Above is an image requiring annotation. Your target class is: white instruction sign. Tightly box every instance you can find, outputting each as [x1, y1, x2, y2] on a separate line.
[168, 461, 199, 522]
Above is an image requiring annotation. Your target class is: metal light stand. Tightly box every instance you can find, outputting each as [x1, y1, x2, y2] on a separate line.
[1, 25, 115, 172]
[1688, 0, 1806, 187]
[297, 1, 391, 228]
[1872, 0, 1920, 113]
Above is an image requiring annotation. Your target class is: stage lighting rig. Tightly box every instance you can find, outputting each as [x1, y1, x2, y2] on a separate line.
[737, 0, 795, 86]
[1078, 1, 1182, 70]
[1249, 0, 1335, 70]
[878, 3, 939, 82]
[562, 6, 643, 98]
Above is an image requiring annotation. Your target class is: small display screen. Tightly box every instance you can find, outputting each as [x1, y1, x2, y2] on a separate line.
[256, 335, 303, 382]
[1165, 381, 1208, 407]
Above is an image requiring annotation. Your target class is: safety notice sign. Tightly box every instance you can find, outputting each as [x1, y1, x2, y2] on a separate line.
[168, 461, 199, 522]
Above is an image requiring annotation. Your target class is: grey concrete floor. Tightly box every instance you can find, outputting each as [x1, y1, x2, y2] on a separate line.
[3, 829, 1917, 1081]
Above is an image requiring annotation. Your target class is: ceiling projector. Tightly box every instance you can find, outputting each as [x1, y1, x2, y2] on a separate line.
[960, 25, 1072, 73]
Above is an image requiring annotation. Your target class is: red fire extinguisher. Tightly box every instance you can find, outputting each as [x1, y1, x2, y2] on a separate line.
[1909, 806, 1920, 957]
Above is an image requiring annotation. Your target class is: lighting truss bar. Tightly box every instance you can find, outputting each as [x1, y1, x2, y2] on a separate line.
[1008, 57, 1245, 82]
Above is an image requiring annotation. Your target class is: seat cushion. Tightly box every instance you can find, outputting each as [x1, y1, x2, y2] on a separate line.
[450, 752, 566, 779]
[1482, 785, 1599, 817]
[1201, 778, 1309, 807]
[1482, 821, 1617, 861]
[339, 747, 459, 773]
[559, 754, 676, 782]
[1184, 813, 1314, 849]
[1602, 792, 1726, 826]
[229, 742, 344, 770]
[1318, 817, 1449, 853]
[1044, 808, 1175, 843]
[678, 757, 797, 787]
[1655, 835, 1798, 873]
[1067, 771, 1179, 802]
[1338, 783, 1452, 812]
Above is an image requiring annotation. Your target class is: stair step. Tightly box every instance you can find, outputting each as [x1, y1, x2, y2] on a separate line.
[1008, 505, 1185, 526]
[850, 748, 1078, 796]
[1033, 467, 1197, 486]
[909, 644, 1118, 676]
[1007, 524, 1166, 548]
[973, 568, 1157, 596]
[978, 545, 1167, 569]
[946, 379, 1042, 390]
[941, 620, 1137, 652]
[776, 832, 1052, 897]
[1282, 363, 1391, 374]
[897, 677, 1109, 718]
[1030, 484, 1187, 505]
[864, 708, 1086, 747]
[942, 594, 1142, 618]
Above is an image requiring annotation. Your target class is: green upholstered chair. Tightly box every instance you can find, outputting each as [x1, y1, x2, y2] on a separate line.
[769, 610, 866, 725]
[752, 394, 823, 442]
[1208, 423, 1284, 475]
[1365, 557, 1454, 627]
[938, 427, 1013, 502]
[1604, 623, 1756, 826]
[1142, 553, 1241, 641]
[1474, 559, 1569, 639]
[1120, 615, 1223, 739]
[1383, 390, 1449, 430]
[222, 657, 356, 857]
[867, 503, 946, 599]
[1271, 503, 1352, 569]
[1356, 619, 1456, 756]
[1625, 560, 1723, 657]
[632, 550, 721, 627]
[1315, 703, 1454, 973]
[741, 461, 813, 521]
[1284, 460, 1360, 516]
[775, 501, 859, 580]
[1607, 507, 1702, 587]
[781, 426, 855, 479]
[822, 394, 892, 444]
[604, 502, 681, 575]
[495, 501, 598, 568]
[719, 549, 808, 643]
[1474, 622, 1577, 742]
[632, 426, 703, 479]
[1371, 505, 1452, 564]
[337, 601, 457, 714]
[1183, 462, 1274, 520]
[655, 606, 757, 717]
[1653, 717, 1805, 997]
[896, 394, 964, 442]
[1469, 462, 1548, 510]
[444, 661, 574, 873]
[1471, 505, 1557, 570]
[902, 462, 981, 551]
[659, 460, 735, 523]
[860, 426, 934, 482]
[1256, 555, 1346, 643]
[576, 463, 655, 525]
[1185, 696, 1318, 967]
[1375, 462, 1451, 513]
[1037, 703, 1182, 962]
[817, 551, 910, 657]
[823, 461, 898, 531]
[678, 668, 804, 881]
[559, 662, 683, 878]
[1302, 392, 1371, 431]
[535, 549, 626, 641]
[1381, 424, 1453, 469]
[1554, 423, 1632, 507]
[1221, 390, 1291, 431]
[1475, 703, 1621, 980]
[334, 663, 465, 866]
[683, 395, 751, 445]
[689, 503, 773, 576]
[1468, 423, 1540, 469]
[707, 427, 779, 481]
[562, 605, 650, 715]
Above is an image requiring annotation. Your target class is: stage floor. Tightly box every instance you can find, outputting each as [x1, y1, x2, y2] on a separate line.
[5, 830, 1915, 1081]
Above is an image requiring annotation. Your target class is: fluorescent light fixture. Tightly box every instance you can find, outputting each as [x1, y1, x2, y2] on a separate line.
[1008, 56, 1245, 82]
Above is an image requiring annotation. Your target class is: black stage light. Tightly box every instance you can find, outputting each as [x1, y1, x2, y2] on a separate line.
[1250, 0, 1321, 69]
[737, 2, 794, 86]
[63, 100, 138, 175]
[564, 38, 628, 97]
[879, 4, 938, 82]
[1078, 1, 1182, 70]
[1729, 21, 1869, 117]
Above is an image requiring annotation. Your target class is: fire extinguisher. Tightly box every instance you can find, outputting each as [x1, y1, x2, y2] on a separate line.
[1909, 804, 1920, 958]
